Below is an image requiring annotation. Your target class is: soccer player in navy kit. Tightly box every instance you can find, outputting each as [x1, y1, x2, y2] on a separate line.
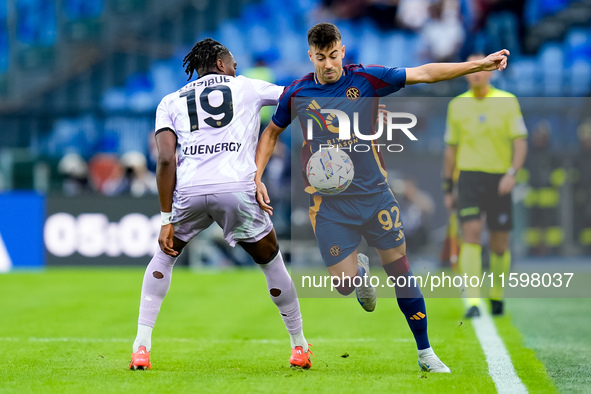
[255, 23, 510, 373]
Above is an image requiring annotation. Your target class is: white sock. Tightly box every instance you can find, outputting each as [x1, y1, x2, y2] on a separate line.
[133, 324, 153, 352]
[290, 330, 308, 353]
[418, 347, 434, 357]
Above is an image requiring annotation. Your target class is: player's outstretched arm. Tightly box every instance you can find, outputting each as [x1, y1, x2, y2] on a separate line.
[155, 130, 178, 256]
[405, 49, 510, 85]
[255, 120, 287, 215]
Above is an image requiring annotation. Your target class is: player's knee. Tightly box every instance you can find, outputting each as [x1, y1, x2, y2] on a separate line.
[464, 234, 480, 244]
[490, 239, 506, 255]
[462, 226, 481, 244]
[491, 245, 507, 256]
[383, 254, 410, 277]
[253, 245, 280, 265]
[332, 278, 356, 296]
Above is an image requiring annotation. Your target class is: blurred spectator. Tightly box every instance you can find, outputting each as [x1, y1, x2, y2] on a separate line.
[420, 0, 464, 62]
[317, 0, 368, 20]
[484, 0, 525, 55]
[88, 154, 125, 196]
[88, 151, 157, 197]
[397, 177, 435, 251]
[147, 132, 158, 173]
[523, 120, 565, 255]
[397, 0, 430, 31]
[119, 151, 158, 197]
[57, 153, 92, 196]
[243, 56, 276, 131]
[365, 0, 399, 31]
[573, 119, 591, 252]
[262, 140, 291, 237]
[461, 0, 524, 58]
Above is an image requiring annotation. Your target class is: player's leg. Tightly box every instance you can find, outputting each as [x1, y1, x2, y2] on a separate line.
[239, 229, 310, 364]
[131, 195, 211, 370]
[486, 184, 513, 315]
[460, 219, 483, 316]
[376, 244, 426, 347]
[133, 238, 187, 347]
[311, 195, 375, 311]
[212, 191, 311, 368]
[325, 249, 376, 311]
[375, 240, 450, 372]
[457, 171, 485, 317]
[489, 231, 510, 314]
[362, 190, 448, 372]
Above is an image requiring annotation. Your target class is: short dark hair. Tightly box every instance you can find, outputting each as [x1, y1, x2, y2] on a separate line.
[182, 38, 231, 80]
[307, 23, 342, 50]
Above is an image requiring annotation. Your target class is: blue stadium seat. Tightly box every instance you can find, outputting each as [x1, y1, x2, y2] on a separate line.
[509, 58, 538, 96]
[567, 59, 591, 96]
[0, 6, 8, 73]
[357, 21, 382, 65]
[382, 32, 406, 67]
[64, 0, 103, 20]
[16, 0, 57, 46]
[101, 87, 127, 111]
[539, 43, 564, 96]
[525, 0, 571, 26]
[564, 28, 591, 66]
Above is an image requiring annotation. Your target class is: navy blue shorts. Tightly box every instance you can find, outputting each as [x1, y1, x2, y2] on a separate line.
[309, 189, 406, 266]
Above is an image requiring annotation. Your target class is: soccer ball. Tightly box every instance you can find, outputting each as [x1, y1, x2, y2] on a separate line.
[306, 148, 354, 195]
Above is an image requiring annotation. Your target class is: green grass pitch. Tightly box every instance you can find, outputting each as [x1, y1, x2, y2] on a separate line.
[0, 268, 589, 393]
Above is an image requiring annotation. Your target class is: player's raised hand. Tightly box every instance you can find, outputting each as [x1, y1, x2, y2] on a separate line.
[158, 224, 178, 256]
[256, 179, 274, 216]
[480, 49, 510, 72]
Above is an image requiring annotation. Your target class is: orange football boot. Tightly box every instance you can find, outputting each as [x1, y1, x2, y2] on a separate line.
[289, 345, 313, 369]
[129, 346, 151, 370]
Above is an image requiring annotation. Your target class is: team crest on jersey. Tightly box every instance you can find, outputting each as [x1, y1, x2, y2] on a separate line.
[329, 245, 341, 257]
[346, 87, 360, 100]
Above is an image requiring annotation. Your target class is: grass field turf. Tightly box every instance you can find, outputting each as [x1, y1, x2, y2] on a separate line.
[0, 268, 588, 393]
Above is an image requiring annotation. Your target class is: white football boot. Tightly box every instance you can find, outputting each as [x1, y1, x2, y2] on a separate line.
[355, 253, 377, 312]
[418, 347, 451, 373]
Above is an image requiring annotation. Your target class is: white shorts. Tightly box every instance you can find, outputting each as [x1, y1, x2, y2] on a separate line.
[172, 191, 273, 247]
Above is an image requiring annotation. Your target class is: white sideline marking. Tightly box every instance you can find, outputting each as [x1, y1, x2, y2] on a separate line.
[0, 233, 12, 273]
[467, 302, 528, 394]
[0, 337, 412, 344]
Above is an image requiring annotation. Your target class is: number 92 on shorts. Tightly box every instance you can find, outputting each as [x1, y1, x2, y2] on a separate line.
[309, 189, 405, 267]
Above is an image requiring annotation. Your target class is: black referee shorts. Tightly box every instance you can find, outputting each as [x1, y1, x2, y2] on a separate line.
[457, 171, 513, 232]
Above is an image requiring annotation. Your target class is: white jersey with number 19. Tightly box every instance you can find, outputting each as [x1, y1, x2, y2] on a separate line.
[155, 73, 283, 196]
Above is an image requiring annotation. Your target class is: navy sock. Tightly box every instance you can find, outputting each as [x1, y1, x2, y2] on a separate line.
[383, 256, 430, 350]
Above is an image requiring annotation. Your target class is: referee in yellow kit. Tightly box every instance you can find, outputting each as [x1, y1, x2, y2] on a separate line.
[443, 53, 528, 318]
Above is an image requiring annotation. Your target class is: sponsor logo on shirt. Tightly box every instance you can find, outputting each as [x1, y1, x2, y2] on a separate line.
[182, 142, 242, 155]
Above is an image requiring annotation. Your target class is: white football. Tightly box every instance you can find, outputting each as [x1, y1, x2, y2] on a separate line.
[306, 148, 354, 195]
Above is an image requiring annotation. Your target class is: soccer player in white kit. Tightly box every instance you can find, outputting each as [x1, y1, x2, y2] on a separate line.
[129, 39, 311, 370]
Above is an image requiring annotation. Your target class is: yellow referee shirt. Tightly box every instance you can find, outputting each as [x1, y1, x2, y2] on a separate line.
[444, 86, 527, 174]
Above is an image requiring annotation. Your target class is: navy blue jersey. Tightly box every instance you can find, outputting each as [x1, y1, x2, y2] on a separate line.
[272, 64, 406, 195]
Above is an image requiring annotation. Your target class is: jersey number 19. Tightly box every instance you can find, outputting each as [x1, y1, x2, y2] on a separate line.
[180, 85, 234, 131]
